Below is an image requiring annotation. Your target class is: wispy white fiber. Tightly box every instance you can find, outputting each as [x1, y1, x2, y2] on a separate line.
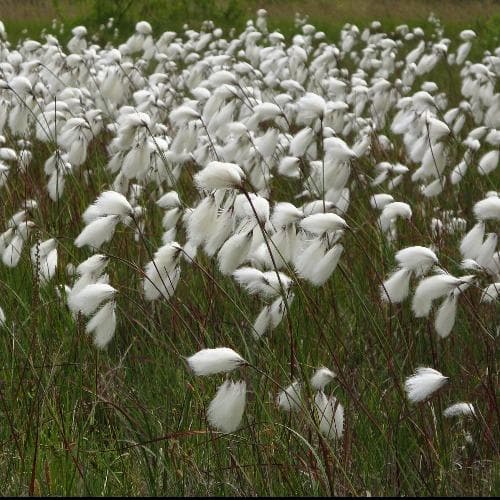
[187, 347, 246, 376]
[404, 367, 448, 403]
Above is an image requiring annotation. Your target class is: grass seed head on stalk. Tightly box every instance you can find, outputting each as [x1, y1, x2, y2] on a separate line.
[187, 347, 246, 376]
[404, 367, 449, 403]
[207, 379, 247, 433]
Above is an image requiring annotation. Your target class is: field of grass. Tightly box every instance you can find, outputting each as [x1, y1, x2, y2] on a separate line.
[0, 1, 499, 497]
[2, 0, 500, 46]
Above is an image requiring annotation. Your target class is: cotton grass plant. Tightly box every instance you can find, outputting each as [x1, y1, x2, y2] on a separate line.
[0, 7, 497, 496]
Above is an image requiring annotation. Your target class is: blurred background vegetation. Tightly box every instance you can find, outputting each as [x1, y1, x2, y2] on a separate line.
[1, 0, 500, 51]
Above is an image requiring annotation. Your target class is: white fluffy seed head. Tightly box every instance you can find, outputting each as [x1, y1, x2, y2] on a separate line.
[271, 202, 303, 227]
[241, 194, 270, 223]
[169, 105, 200, 127]
[76, 254, 108, 276]
[74, 215, 120, 249]
[143, 243, 182, 301]
[278, 156, 301, 178]
[460, 222, 485, 260]
[86, 300, 117, 349]
[186, 347, 245, 376]
[311, 367, 336, 391]
[382, 202, 411, 220]
[68, 283, 117, 316]
[93, 190, 133, 217]
[480, 283, 500, 303]
[290, 127, 314, 157]
[309, 244, 344, 286]
[370, 193, 394, 209]
[234, 267, 292, 298]
[473, 196, 500, 221]
[194, 161, 245, 191]
[233, 266, 264, 287]
[217, 230, 253, 276]
[434, 294, 458, 338]
[204, 208, 235, 257]
[207, 380, 246, 433]
[277, 381, 302, 412]
[252, 305, 272, 339]
[250, 102, 282, 124]
[478, 150, 499, 176]
[443, 402, 475, 418]
[425, 116, 450, 141]
[300, 213, 348, 234]
[395, 246, 438, 274]
[297, 92, 326, 121]
[412, 274, 464, 318]
[186, 196, 218, 246]
[476, 233, 498, 268]
[404, 367, 448, 403]
[2, 234, 25, 268]
[294, 237, 326, 280]
[156, 191, 181, 209]
[269, 292, 294, 329]
[314, 391, 344, 439]
[380, 267, 412, 303]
